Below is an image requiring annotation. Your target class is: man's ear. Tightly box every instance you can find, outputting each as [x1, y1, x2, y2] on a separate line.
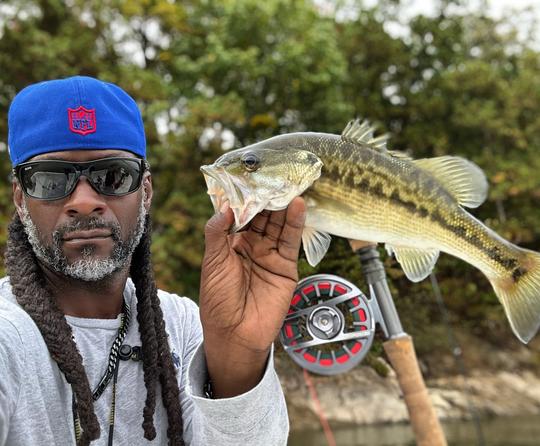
[142, 172, 153, 212]
[13, 181, 25, 221]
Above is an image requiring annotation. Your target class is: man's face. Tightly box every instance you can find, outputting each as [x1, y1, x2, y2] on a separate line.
[13, 149, 153, 281]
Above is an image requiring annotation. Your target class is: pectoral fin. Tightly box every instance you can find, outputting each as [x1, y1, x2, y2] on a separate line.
[386, 245, 440, 282]
[302, 227, 332, 267]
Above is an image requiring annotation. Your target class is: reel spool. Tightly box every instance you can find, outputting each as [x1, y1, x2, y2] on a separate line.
[280, 274, 378, 375]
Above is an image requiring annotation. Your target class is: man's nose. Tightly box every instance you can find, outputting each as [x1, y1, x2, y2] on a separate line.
[64, 177, 107, 217]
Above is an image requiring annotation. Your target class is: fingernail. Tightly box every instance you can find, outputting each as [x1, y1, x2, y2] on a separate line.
[220, 200, 230, 214]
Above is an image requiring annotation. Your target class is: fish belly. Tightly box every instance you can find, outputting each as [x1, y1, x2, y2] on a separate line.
[305, 190, 441, 249]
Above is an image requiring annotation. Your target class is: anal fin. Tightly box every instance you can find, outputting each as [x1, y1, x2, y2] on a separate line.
[386, 245, 440, 282]
[302, 227, 332, 267]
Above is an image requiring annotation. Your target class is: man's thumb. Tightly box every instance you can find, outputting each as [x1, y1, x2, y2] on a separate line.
[204, 202, 234, 257]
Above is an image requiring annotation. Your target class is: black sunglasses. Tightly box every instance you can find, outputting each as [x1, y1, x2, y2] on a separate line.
[14, 157, 149, 200]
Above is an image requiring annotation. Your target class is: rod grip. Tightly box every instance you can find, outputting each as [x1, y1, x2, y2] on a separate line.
[383, 335, 447, 446]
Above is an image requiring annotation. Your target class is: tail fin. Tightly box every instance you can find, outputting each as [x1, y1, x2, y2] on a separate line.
[490, 248, 540, 343]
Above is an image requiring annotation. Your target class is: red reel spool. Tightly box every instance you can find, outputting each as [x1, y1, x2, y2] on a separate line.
[280, 274, 376, 375]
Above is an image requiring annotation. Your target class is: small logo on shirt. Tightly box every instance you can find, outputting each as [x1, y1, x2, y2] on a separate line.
[68, 106, 96, 135]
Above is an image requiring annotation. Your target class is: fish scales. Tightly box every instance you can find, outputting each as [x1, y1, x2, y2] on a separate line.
[201, 120, 540, 343]
[271, 133, 521, 279]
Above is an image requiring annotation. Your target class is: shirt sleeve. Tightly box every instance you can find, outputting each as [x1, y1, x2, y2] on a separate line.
[0, 317, 25, 446]
[185, 343, 289, 446]
[164, 294, 289, 446]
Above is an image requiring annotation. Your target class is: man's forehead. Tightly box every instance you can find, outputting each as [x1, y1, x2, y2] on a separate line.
[30, 149, 138, 162]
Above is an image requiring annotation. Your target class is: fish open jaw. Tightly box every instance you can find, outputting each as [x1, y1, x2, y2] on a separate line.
[201, 167, 268, 232]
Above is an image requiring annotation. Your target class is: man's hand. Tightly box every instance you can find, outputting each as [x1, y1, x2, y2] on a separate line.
[199, 197, 306, 397]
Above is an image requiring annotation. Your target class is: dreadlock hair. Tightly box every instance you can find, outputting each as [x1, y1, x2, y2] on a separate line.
[5, 213, 185, 445]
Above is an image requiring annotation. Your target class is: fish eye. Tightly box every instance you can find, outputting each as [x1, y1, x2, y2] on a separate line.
[241, 153, 260, 172]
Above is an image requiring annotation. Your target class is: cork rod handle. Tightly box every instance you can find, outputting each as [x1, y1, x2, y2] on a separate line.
[383, 335, 447, 446]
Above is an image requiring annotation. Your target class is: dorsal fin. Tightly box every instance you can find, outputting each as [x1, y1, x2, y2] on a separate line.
[341, 119, 389, 152]
[413, 156, 488, 208]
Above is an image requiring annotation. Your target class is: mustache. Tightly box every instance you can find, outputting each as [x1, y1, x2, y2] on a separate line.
[53, 217, 122, 242]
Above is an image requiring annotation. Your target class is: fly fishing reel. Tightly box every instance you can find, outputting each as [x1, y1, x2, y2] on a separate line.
[280, 274, 383, 375]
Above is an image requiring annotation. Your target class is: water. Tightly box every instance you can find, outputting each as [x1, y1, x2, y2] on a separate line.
[288, 415, 540, 446]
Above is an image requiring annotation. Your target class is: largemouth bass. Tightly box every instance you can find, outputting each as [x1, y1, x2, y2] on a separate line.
[200, 119, 540, 344]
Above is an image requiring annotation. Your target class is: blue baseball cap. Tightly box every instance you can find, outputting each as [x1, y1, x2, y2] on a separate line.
[8, 76, 146, 166]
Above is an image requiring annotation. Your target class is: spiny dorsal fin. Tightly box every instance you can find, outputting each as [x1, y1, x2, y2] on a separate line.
[302, 227, 332, 267]
[413, 156, 488, 208]
[386, 245, 440, 282]
[341, 118, 389, 152]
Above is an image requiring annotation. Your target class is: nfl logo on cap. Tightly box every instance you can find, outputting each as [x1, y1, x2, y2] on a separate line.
[68, 106, 96, 135]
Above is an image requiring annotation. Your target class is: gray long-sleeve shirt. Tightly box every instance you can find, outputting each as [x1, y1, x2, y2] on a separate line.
[0, 277, 289, 445]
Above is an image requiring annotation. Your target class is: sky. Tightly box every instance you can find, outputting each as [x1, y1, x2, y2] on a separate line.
[361, 0, 540, 45]
[313, 0, 539, 49]
[386, 0, 538, 18]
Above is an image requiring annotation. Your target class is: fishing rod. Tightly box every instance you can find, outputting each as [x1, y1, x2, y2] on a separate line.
[280, 241, 447, 446]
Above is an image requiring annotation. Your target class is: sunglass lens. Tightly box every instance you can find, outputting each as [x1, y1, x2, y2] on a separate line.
[89, 159, 141, 196]
[20, 165, 77, 199]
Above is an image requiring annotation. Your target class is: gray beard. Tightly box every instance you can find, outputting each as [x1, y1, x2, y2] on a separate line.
[20, 195, 147, 282]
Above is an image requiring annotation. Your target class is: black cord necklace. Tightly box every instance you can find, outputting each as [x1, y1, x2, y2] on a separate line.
[72, 299, 131, 445]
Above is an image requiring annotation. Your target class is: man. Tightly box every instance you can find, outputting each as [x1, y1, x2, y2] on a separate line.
[0, 76, 306, 445]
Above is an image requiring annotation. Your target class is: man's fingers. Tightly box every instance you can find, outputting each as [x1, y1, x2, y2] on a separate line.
[248, 209, 271, 236]
[278, 197, 306, 261]
[204, 202, 234, 260]
[265, 207, 287, 242]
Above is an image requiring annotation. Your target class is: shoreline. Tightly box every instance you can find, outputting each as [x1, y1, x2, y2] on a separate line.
[277, 354, 540, 431]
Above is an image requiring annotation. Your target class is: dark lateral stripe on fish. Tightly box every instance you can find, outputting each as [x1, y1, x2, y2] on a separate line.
[512, 266, 527, 281]
[323, 157, 521, 275]
[323, 161, 432, 218]
[429, 209, 519, 273]
[323, 148, 444, 202]
[313, 139, 524, 278]
[321, 141, 437, 195]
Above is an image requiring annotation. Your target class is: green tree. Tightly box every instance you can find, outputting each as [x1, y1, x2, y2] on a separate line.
[1, 0, 539, 362]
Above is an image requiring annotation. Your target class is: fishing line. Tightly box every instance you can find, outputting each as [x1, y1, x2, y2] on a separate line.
[429, 272, 486, 446]
[302, 368, 337, 446]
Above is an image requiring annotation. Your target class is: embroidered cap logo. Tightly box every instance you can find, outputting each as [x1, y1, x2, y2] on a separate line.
[68, 106, 96, 135]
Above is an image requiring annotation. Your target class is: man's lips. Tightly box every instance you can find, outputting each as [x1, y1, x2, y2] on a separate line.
[63, 229, 112, 242]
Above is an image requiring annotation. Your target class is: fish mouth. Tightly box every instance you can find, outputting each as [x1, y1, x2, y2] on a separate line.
[200, 165, 268, 231]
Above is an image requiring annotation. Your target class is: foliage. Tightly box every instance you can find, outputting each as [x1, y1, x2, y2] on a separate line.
[1, 0, 539, 358]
